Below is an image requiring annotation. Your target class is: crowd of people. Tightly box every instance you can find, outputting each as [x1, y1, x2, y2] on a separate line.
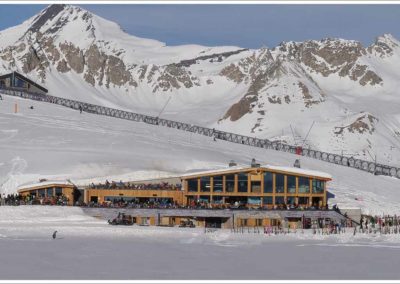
[358, 215, 400, 234]
[0, 193, 69, 206]
[85, 199, 181, 209]
[88, 180, 182, 191]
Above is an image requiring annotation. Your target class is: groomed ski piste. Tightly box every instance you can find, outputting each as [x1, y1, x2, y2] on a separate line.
[2, 95, 400, 280]
[0, 205, 400, 280]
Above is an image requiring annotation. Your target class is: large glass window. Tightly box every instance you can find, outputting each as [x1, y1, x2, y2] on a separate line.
[287, 175, 296, 193]
[248, 197, 261, 205]
[275, 196, 285, 205]
[263, 172, 273, 193]
[276, 174, 284, 193]
[287, 196, 296, 205]
[200, 177, 211, 192]
[237, 173, 248, 192]
[213, 176, 223, 192]
[263, 196, 273, 205]
[199, 196, 210, 203]
[312, 179, 325, 194]
[46, 187, 53, 197]
[298, 197, 309, 205]
[212, 196, 223, 204]
[298, 177, 310, 193]
[225, 175, 235, 192]
[187, 179, 198, 192]
[38, 189, 45, 197]
[55, 187, 63, 196]
[251, 181, 261, 193]
[15, 77, 27, 88]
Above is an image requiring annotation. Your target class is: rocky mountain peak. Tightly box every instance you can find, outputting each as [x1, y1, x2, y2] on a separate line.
[375, 33, 399, 46]
[29, 4, 67, 33]
[368, 33, 400, 57]
[25, 4, 95, 39]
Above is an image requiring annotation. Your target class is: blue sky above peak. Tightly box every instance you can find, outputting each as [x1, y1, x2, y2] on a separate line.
[0, 4, 399, 49]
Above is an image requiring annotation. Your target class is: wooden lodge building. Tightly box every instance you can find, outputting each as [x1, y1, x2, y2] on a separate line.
[17, 161, 348, 229]
[180, 162, 331, 209]
[18, 180, 78, 206]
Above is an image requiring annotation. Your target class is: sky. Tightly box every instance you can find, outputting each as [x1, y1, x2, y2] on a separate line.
[0, 4, 399, 48]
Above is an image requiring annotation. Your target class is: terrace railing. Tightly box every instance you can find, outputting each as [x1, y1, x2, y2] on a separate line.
[2, 86, 400, 179]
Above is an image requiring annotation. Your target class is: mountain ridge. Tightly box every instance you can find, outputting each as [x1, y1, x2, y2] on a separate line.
[1, 4, 400, 166]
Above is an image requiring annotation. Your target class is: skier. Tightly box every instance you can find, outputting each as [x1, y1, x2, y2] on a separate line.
[52, 230, 57, 239]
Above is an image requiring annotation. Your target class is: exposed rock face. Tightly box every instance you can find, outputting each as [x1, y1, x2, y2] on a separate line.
[57, 59, 70, 72]
[298, 81, 324, 107]
[42, 38, 60, 63]
[220, 63, 245, 83]
[105, 55, 136, 87]
[28, 4, 66, 33]
[223, 95, 257, 122]
[368, 34, 399, 57]
[59, 43, 84, 74]
[84, 45, 107, 86]
[276, 39, 383, 86]
[154, 64, 199, 92]
[334, 113, 378, 135]
[175, 48, 248, 68]
[21, 49, 42, 73]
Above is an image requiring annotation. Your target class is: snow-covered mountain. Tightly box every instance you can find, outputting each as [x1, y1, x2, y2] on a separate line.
[1, 4, 400, 166]
[2, 95, 400, 215]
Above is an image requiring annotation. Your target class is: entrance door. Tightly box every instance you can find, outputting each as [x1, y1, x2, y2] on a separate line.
[312, 197, 322, 208]
[205, 217, 222, 228]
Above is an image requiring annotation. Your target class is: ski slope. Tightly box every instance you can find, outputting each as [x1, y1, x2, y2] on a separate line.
[1, 95, 400, 215]
[2, 4, 400, 167]
[0, 206, 400, 280]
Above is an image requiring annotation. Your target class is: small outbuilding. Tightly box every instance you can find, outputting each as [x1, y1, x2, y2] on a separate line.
[0, 71, 48, 95]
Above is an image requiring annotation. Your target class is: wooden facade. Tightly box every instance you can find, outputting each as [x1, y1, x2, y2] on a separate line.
[181, 166, 331, 209]
[18, 182, 75, 206]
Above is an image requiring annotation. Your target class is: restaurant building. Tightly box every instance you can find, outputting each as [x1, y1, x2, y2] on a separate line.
[180, 162, 331, 209]
[17, 161, 345, 229]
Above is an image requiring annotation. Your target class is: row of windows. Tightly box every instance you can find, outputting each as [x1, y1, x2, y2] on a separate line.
[31, 187, 63, 197]
[187, 172, 325, 194]
[188, 195, 321, 205]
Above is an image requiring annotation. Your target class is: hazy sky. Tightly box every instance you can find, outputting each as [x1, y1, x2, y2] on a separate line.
[0, 4, 399, 48]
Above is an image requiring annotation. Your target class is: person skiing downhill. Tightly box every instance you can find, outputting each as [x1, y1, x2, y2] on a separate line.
[52, 230, 57, 239]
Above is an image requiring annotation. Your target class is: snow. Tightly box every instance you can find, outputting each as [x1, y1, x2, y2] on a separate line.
[1, 96, 400, 216]
[0, 6, 400, 280]
[2, 4, 400, 169]
[1, 4, 400, 216]
[0, 206, 400, 279]
[17, 180, 73, 191]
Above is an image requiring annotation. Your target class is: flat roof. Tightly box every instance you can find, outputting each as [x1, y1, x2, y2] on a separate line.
[181, 164, 332, 180]
[17, 180, 74, 192]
